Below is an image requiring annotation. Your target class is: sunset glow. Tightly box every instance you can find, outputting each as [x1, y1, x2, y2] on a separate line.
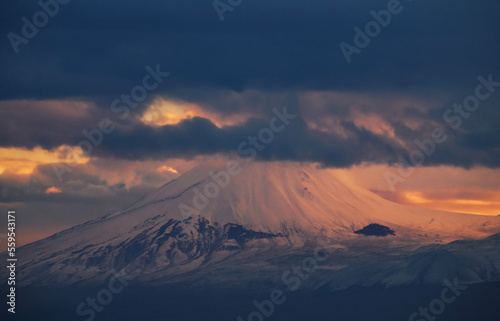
[2, 1, 500, 319]
[0, 145, 90, 175]
[45, 186, 62, 194]
[140, 98, 249, 128]
[370, 189, 500, 216]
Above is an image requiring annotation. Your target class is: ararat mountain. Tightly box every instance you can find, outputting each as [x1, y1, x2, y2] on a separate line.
[14, 161, 500, 286]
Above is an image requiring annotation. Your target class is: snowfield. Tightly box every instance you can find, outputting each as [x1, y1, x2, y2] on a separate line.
[12, 161, 500, 286]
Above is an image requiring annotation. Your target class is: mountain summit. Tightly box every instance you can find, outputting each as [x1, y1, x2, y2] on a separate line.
[16, 161, 500, 285]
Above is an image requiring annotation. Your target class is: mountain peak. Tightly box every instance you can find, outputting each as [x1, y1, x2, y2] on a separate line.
[15, 161, 500, 285]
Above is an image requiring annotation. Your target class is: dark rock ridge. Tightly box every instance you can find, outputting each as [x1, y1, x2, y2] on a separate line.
[354, 223, 395, 237]
[23, 216, 286, 283]
[120, 216, 283, 268]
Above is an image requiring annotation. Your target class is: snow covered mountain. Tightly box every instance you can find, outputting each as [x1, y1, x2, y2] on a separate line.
[318, 230, 500, 292]
[14, 161, 500, 286]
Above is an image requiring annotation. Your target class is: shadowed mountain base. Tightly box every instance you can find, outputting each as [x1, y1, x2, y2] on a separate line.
[2, 282, 499, 321]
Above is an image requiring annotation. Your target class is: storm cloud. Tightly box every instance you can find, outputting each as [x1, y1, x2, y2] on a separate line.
[1, 0, 500, 168]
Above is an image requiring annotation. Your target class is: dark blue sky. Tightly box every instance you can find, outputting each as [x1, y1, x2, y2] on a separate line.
[1, 0, 500, 167]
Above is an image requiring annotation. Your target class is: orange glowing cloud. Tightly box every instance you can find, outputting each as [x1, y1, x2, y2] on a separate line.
[157, 165, 178, 174]
[334, 165, 500, 216]
[140, 98, 249, 128]
[403, 190, 500, 216]
[298, 91, 433, 146]
[351, 113, 392, 135]
[0, 145, 90, 175]
[45, 187, 62, 194]
[371, 189, 500, 216]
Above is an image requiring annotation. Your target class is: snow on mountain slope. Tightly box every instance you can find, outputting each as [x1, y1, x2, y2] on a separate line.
[108, 161, 499, 240]
[323, 232, 500, 291]
[14, 161, 500, 285]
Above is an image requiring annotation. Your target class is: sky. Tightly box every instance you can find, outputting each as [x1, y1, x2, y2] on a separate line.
[1, 0, 500, 246]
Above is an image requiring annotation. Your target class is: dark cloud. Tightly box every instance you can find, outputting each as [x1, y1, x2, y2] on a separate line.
[1, 0, 499, 168]
[80, 110, 404, 167]
[0, 160, 173, 204]
[1, 0, 499, 100]
[0, 163, 104, 203]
